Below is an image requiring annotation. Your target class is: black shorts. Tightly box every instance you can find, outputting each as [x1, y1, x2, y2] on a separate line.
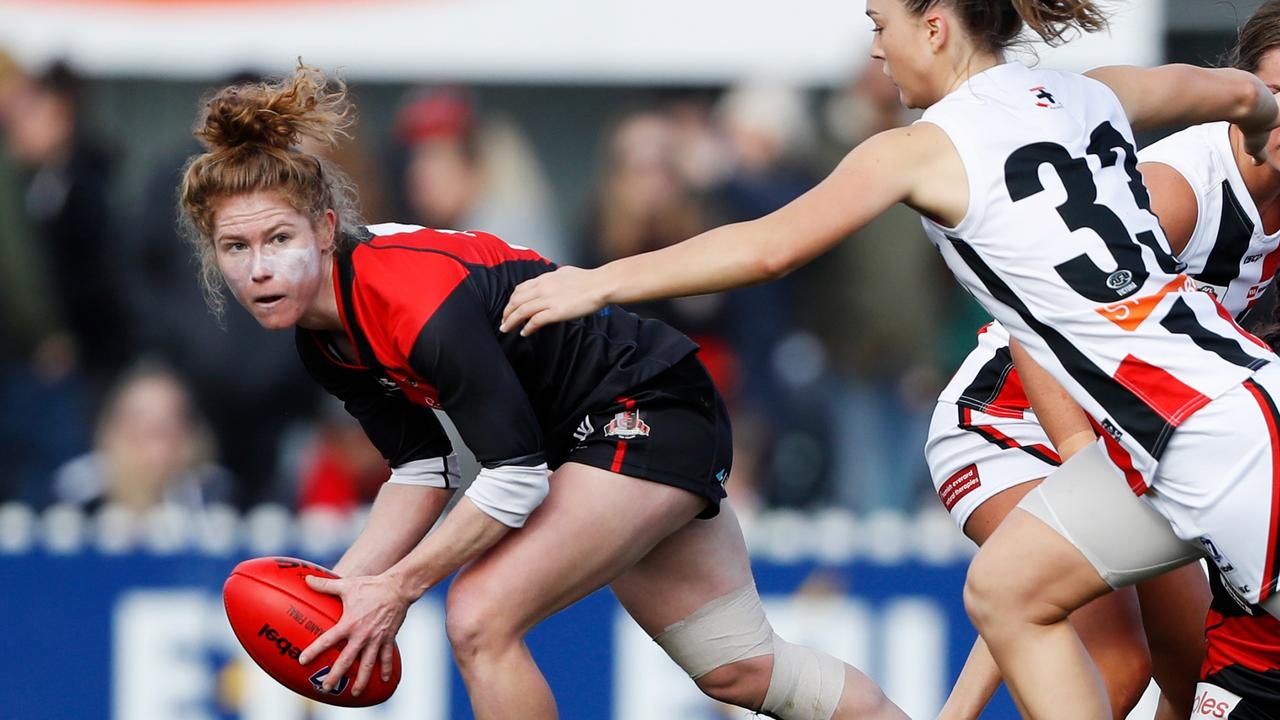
[1202, 666, 1280, 719]
[548, 354, 732, 519]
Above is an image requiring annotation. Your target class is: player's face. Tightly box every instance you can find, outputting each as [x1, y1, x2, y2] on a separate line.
[212, 191, 335, 330]
[866, 0, 936, 108]
[1252, 48, 1280, 174]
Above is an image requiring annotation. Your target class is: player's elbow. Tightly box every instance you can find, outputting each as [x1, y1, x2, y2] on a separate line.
[754, 251, 793, 283]
[1221, 68, 1272, 125]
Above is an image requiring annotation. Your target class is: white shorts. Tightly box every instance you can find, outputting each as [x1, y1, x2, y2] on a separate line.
[1143, 361, 1280, 606]
[925, 400, 1061, 534]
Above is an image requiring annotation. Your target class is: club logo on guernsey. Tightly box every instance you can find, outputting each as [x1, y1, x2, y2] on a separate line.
[1029, 85, 1061, 109]
[604, 409, 650, 438]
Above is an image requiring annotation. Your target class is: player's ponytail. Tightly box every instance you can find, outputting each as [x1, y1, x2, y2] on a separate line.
[1227, 0, 1280, 73]
[1009, 0, 1108, 47]
[178, 62, 363, 321]
[902, 1, 1107, 53]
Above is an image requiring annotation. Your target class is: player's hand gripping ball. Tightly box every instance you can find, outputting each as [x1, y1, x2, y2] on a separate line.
[223, 556, 402, 706]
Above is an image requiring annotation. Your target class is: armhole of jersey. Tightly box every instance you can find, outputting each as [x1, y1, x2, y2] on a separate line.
[912, 116, 988, 237]
[1145, 158, 1206, 262]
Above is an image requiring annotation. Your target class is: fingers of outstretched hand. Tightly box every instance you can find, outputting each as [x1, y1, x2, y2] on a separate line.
[501, 295, 544, 334]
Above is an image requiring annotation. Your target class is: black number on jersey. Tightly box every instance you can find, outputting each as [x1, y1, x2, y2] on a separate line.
[1004, 121, 1181, 303]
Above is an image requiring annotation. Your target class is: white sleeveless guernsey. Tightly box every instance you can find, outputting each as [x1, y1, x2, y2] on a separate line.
[919, 62, 1274, 492]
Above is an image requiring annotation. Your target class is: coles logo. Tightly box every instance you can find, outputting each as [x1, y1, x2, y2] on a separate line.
[1191, 682, 1241, 719]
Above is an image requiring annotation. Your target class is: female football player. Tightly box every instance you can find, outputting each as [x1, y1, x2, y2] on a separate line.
[499, 1, 1280, 716]
[179, 65, 906, 719]
[934, 3, 1280, 715]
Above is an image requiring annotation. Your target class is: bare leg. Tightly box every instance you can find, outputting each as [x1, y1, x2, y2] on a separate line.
[610, 502, 908, 719]
[966, 508, 1116, 719]
[444, 462, 706, 720]
[1135, 562, 1210, 719]
[941, 481, 1153, 719]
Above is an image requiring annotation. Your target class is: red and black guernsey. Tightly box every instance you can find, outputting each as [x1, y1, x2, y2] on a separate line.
[1203, 567, 1280, 713]
[295, 225, 698, 474]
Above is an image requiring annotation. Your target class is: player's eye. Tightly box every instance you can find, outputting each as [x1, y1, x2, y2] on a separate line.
[271, 233, 290, 245]
[223, 241, 247, 253]
[872, 25, 883, 33]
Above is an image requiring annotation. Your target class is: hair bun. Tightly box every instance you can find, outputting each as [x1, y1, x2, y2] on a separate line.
[194, 63, 351, 153]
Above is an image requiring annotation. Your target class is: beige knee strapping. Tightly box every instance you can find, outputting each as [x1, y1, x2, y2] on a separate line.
[652, 585, 846, 720]
[761, 637, 845, 720]
[653, 585, 773, 679]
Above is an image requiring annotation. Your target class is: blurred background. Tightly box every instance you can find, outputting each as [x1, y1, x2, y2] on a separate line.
[0, 0, 1260, 718]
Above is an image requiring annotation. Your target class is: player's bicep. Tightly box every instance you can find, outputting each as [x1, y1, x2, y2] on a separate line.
[1138, 161, 1199, 257]
[756, 127, 921, 270]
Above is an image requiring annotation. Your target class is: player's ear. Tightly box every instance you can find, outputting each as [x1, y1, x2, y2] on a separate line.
[321, 208, 338, 253]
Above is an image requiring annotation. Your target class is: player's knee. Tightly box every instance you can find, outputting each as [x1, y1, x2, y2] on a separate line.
[444, 582, 516, 665]
[654, 586, 846, 719]
[965, 546, 1066, 632]
[963, 548, 1009, 631]
[693, 655, 772, 709]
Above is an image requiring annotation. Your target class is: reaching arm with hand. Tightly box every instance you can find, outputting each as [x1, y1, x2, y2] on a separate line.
[500, 124, 946, 335]
[1087, 64, 1278, 162]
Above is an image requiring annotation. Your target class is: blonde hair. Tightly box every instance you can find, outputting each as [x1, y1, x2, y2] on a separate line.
[178, 62, 364, 320]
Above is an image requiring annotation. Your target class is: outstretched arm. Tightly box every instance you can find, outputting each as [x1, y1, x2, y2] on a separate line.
[1087, 64, 1277, 161]
[500, 124, 949, 335]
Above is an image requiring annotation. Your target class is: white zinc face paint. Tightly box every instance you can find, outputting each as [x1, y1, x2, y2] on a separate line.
[212, 192, 334, 331]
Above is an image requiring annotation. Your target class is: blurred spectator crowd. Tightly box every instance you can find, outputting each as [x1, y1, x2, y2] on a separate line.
[0, 51, 987, 527]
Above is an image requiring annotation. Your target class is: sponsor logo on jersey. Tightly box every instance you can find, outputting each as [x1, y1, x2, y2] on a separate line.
[939, 464, 981, 512]
[309, 666, 350, 695]
[1195, 283, 1222, 300]
[1245, 253, 1264, 264]
[604, 410, 650, 438]
[1100, 418, 1124, 441]
[1192, 682, 1242, 718]
[715, 468, 728, 485]
[1200, 536, 1238, 576]
[573, 416, 594, 442]
[1029, 85, 1061, 109]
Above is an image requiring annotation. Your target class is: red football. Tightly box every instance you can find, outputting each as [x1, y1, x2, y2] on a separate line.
[223, 556, 402, 706]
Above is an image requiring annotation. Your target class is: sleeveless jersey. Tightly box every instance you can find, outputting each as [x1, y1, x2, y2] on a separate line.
[938, 121, 1280, 421]
[921, 62, 1274, 493]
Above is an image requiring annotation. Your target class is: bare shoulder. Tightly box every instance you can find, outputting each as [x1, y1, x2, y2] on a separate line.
[1137, 160, 1199, 254]
[884, 122, 968, 226]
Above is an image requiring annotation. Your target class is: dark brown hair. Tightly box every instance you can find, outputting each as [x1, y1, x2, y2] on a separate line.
[900, 0, 1107, 52]
[1229, 0, 1280, 72]
[178, 62, 363, 320]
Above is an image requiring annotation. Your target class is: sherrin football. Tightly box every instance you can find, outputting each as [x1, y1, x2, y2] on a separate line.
[223, 556, 402, 706]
